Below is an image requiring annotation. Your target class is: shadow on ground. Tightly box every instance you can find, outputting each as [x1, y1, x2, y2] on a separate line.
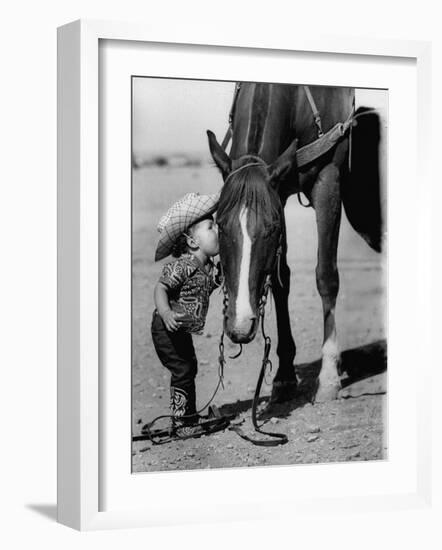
[218, 339, 387, 423]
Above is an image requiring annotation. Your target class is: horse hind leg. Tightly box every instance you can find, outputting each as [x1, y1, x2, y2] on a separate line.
[311, 163, 342, 402]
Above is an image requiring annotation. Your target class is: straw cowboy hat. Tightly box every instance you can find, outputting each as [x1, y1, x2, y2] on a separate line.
[155, 192, 220, 261]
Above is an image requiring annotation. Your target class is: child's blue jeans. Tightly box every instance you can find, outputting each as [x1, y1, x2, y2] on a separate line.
[151, 309, 198, 419]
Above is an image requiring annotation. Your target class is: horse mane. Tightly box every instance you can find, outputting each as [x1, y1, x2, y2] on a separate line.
[217, 156, 281, 228]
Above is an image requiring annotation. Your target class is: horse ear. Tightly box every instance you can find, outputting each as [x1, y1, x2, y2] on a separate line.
[268, 138, 298, 185]
[207, 130, 231, 179]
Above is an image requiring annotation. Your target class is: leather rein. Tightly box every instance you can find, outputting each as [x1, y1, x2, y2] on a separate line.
[218, 238, 288, 447]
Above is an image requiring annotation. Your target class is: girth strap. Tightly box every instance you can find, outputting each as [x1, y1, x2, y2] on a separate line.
[296, 108, 354, 168]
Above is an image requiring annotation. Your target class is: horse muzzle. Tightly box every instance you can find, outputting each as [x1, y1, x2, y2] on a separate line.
[225, 315, 258, 344]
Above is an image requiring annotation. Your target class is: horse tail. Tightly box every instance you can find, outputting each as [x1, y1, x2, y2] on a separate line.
[341, 107, 385, 253]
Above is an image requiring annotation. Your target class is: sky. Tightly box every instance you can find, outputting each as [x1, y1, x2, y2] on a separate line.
[132, 77, 388, 156]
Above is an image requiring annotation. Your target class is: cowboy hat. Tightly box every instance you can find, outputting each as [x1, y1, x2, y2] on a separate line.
[155, 192, 220, 261]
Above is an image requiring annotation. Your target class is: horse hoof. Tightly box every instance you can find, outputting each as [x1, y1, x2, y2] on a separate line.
[270, 380, 297, 404]
[314, 380, 341, 403]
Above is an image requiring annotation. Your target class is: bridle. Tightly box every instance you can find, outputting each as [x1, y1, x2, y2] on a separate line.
[216, 158, 288, 446]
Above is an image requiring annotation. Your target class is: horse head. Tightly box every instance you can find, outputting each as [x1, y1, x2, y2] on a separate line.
[207, 130, 297, 343]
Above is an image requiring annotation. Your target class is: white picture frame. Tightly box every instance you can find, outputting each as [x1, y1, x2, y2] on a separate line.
[57, 19, 432, 531]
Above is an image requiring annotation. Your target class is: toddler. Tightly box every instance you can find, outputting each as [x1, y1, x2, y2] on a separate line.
[152, 192, 220, 436]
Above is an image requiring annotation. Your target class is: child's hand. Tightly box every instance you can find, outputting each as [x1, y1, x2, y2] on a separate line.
[160, 309, 180, 332]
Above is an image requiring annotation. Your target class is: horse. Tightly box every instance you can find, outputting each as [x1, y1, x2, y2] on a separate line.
[207, 83, 383, 403]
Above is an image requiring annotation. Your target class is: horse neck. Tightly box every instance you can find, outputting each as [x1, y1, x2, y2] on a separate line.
[230, 83, 295, 163]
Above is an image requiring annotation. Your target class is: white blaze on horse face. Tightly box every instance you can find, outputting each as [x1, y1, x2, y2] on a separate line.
[235, 206, 254, 327]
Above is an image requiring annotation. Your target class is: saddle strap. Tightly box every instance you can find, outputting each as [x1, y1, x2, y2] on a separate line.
[222, 84, 354, 167]
[296, 108, 354, 168]
[221, 127, 232, 151]
[303, 86, 324, 137]
[221, 82, 242, 151]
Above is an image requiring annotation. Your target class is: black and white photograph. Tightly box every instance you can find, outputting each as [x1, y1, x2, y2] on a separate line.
[131, 77, 388, 472]
[4, 0, 440, 541]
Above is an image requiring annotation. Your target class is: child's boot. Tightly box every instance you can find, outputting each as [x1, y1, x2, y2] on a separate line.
[170, 386, 204, 437]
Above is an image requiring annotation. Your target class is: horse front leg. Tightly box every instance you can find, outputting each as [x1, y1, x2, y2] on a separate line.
[269, 248, 297, 404]
[311, 163, 342, 402]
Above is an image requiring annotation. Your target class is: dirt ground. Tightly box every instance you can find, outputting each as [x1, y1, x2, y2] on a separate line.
[131, 166, 387, 473]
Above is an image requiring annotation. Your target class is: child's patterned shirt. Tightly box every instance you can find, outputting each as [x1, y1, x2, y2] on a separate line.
[158, 254, 221, 334]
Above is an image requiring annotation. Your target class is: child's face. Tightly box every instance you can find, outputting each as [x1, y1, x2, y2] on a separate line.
[190, 217, 219, 257]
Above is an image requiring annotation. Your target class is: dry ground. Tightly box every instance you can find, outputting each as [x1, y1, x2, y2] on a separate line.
[131, 166, 387, 473]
